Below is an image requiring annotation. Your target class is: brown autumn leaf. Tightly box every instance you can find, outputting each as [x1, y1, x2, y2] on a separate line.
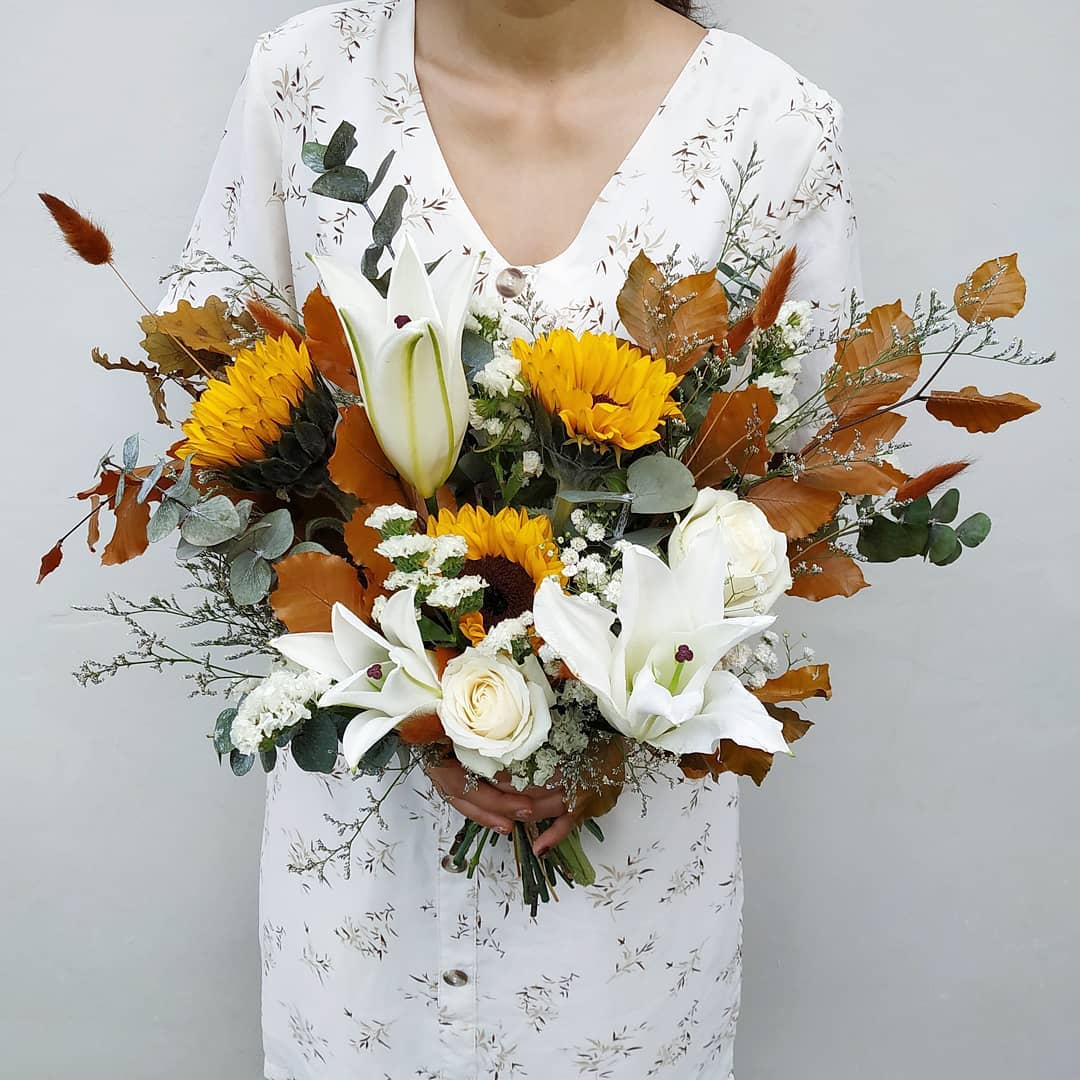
[398, 707, 448, 745]
[37, 543, 63, 584]
[247, 298, 303, 346]
[571, 735, 627, 820]
[87, 494, 101, 551]
[955, 253, 1027, 324]
[753, 664, 832, 704]
[684, 386, 778, 486]
[616, 251, 728, 374]
[679, 704, 812, 786]
[826, 301, 922, 420]
[798, 411, 909, 495]
[745, 476, 841, 539]
[329, 405, 409, 507]
[925, 385, 1041, 433]
[270, 551, 367, 632]
[788, 537, 869, 601]
[303, 286, 359, 394]
[895, 461, 970, 503]
[342, 510, 394, 595]
[138, 296, 253, 380]
[75, 468, 161, 567]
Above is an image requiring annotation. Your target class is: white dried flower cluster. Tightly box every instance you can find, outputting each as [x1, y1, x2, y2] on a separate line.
[776, 300, 814, 350]
[230, 669, 332, 755]
[364, 504, 417, 535]
[473, 347, 525, 397]
[464, 292, 530, 344]
[375, 533, 436, 570]
[570, 508, 611, 543]
[468, 398, 533, 443]
[474, 611, 535, 658]
[521, 450, 543, 479]
[426, 575, 487, 615]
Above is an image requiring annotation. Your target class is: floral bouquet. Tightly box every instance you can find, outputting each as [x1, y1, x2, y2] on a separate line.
[38, 122, 1053, 916]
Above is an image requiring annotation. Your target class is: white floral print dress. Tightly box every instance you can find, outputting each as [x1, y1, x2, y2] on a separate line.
[157, 2, 861, 1077]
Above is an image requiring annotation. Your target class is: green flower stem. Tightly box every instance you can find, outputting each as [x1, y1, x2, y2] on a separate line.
[466, 827, 491, 878]
[555, 826, 597, 887]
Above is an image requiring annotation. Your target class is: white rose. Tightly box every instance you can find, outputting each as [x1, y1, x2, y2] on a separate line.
[668, 488, 792, 615]
[439, 650, 554, 778]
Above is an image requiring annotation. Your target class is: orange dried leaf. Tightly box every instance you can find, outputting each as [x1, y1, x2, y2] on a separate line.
[955, 254, 1027, 324]
[303, 286, 359, 394]
[684, 386, 777, 486]
[679, 705, 811, 786]
[397, 708, 447, 745]
[925, 386, 1040, 433]
[37, 543, 63, 584]
[753, 665, 832, 704]
[329, 406, 409, 507]
[87, 494, 102, 551]
[726, 312, 756, 356]
[38, 193, 112, 265]
[102, 484, 152, 566]
[342, 510, 394, 594]
[826, 301, 922, 420]
[895, 461, 970, 503]
[788, 538, 869, 602]
[745, 476, 841, 539]
[799, 412, 909, 495]
[753, 246, 799, 329]
[270, 551, 366, 632]
[152, 297, 246, 357]
[246, 298, 303, 346]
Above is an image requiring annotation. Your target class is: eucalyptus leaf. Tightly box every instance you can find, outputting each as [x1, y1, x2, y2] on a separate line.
[230, 749, 256, 777]
[115, 471, 125, 505]
[122, 433, 140, 470]
[175, 537, 203, 563]
[362, 243, 384, 283]
[251, 508, 295, 560]
[180, 495, 242, 546]
[354, 731, 401, 776]
[372, 184, 407, 247]
[956, 512, 992, 548]
[234, 499, 255, 534]
[627, 456, 697, 514]
[927, 523, 963, 566]
[137, 460, 165, 504]
[212, 708, 237, 757]
[857, 515, 930, 563]
[291, 711, 340, 773]
[229, 550, 273, 605]
[930, 488, 960, 524]
[302, 140, 328, 173]
[323, 121, 357, 170]
[146, 499, 181, 543]
[617, 527, 671, 551]
[289, 541, 332, 556]
[260, 747, 278, 773]
[462, 329, 495, 377]
[311, 165, 371, 204]
[897, 496, 932, 526]
[368, 149, 394, 196]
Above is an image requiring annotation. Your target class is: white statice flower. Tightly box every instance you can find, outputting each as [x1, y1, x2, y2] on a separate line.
[370, 595, 388, 624]
[756, 371, 798, 397]
[230, 669, 332, 754]
[426, 574, 486, 613]
[375, 533, 436, 565]
[474, 346, 523, 397]
[364, 504, 418, 535]
[385, 568, 436, 593]
[465, 292, 503, 334]
[475, 612, 535, 657]
[777, 300, 814, 350]
[521, 450, 543, 479]
[427, 533, 469, 574]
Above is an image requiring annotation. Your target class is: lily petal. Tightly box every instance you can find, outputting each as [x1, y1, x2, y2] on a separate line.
[533, 578, 617, 694]
[270, 631, 352, 683]
[342, 710, 404, 768]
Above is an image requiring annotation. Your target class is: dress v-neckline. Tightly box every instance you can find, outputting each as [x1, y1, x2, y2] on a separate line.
[402, 0, 714, 273]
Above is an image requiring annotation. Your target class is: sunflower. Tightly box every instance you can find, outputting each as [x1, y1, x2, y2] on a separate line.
[177, 333, 338, 494]
[512, 329, 683, 454]
[427, 505, 563, 644]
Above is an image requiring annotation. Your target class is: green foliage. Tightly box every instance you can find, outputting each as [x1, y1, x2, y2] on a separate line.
[291, 709, 340, 773]
[860, 489, 991, 567]
[627, 456, 697, 514]
[212, 707, 237, 758]
[230, 748, 255, 776]
[354, 731, 402, 776]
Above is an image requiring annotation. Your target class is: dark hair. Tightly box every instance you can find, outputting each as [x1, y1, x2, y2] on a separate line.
[655, 0, 705, 23]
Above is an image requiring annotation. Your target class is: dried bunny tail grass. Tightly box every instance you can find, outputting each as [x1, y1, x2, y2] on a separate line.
[38, 193, 113, 266]
[753, 246, 799, 330]
[246, 297, 304, 346]
[895, 461, 971, 503]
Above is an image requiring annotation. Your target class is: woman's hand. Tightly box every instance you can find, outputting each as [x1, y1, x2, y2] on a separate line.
[425, 756, 577, 855]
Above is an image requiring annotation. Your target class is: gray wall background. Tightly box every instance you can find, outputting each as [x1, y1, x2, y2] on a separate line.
[2, 1, 1075, 1076]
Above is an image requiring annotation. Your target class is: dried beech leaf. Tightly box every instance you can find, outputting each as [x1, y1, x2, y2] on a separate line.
[397, 708, 447, 745]
[303, 286, 359, 393]
[342, 510, 394, 594]
[270, 551, 366, 632]
[247, 298, 303, 345]
[329, 406, 409, 507]
[37, 543, 63, 584]
[753, 664, 832, 704]
[150, 297, 246, 356]
[745, 476, 841, 539]
[75, 467, 160, 567]
[826, 301, 922, 420]
[684, 386, 777, 485]
[788, 537, 869, 601]
[955, 254, 1027, 324]
[925, 385, 1040, 433]
[799, 412, 909, 495]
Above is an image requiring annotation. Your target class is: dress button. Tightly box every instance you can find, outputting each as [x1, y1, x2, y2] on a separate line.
[440, 853, 465, 874]
[442, 969, 469, 987]
[495, 266, 526, 298]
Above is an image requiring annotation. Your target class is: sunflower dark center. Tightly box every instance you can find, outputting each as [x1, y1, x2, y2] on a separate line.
[463, 555, 535, 626]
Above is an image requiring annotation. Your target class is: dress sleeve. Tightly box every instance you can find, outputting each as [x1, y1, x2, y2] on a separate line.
[154, 40, 295, 316]
[779, 98, 864, 403]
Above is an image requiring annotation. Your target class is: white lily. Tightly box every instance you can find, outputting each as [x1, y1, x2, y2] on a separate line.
[311, 233, 479, 498]
[533, 542, 791, 758]
[270, 589, 441, 768]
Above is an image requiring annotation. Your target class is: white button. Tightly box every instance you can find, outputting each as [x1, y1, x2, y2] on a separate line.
[495, 266, 525, 298]
[442, 969, 469, 987]
[440, 854, 465, 874]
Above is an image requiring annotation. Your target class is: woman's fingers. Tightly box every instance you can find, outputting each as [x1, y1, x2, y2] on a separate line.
[532, 812, 578, 856]
[447, 796, 515, 835]
[427, 759, 539, 827]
